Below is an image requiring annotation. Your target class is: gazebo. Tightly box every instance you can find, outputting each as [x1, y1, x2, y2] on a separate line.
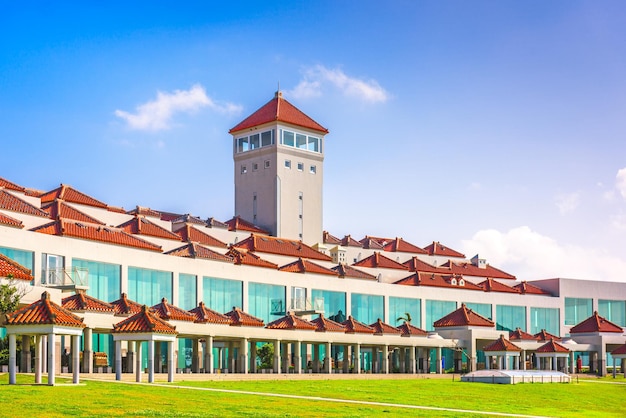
[483, 335, 522, 370]
[610, 342, 626, 378]
[535, 339, 570, 372]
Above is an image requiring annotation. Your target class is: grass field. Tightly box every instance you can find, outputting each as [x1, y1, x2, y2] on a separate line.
[0, 373, 624, 417]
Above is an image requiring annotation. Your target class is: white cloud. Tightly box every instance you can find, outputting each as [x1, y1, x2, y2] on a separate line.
[114, 84, 242, 131]
[616, 167, 626, 199]
[460, 226, 626, 282]
[287, 65, 389, 103]
[554, 191, 580, 214]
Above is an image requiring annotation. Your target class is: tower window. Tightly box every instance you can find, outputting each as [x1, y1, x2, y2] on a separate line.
[241, 165, 247, 174]
[252, 163, 258, 171]
[264, 160, 270, 169]
[310, 165, 316, 174]
[297, 162, 304, 171]
[284, 160, 291, 169]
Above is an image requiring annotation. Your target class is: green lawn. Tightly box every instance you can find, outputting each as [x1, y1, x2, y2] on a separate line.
[0, 373, 624, 417]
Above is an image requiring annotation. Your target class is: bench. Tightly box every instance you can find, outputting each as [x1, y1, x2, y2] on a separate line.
[93, 352, 109, 368]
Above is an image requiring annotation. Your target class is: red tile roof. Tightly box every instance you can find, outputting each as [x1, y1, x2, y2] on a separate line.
[118, 216, 181, 241]
[0, 189, 49, 217]
[359, 237, 385, 250]
[62, 291, 114, 313]
[39, 184, 108, 208]
[383, 237, 428, 254]
[369, 318, 402, 335]
[441, 261, 516, 280]
[110, 293, 145, 316]
[423, 241, 465, 258]
[175, 224, 227, 248]
[397, 322, 428, 337]
[479, 278, 521, 293]
[514, 281, 551, 295]
[332, 263, 376, 280]
[224, 216, 269, 234]
[170, 213, 206, 225]
[534, 329, 561, 341]
[6, 291, 85, 327]
[342, 316, 375, 334]
[323, 231, 342, 245]
[188, 302, 231, 324]
[206, 217, 229, 229]
[112, 305, 178, 334]
[536, 339, 569, 353]
[0, 212, 23, 228]
[403, 256, 440, 273]
[0, 253, 32, 281]
[42, 200, 105, 225]
[151, 298, 196, 322]
[353, 252, 409, 270]
[234, 234, 332, 261]
[31, 220, 163, 252]
[227, 247, 278, 269]
[311, 314, 345, 332]
[394, 272, 484, 291]
[569, 311, 623, 334]
[127, 206, 161, 218]
[483, 335, 522, 352]
[509, 328, 536, 341]
[340, 235, 363, 248]
[433, 303, 495, 328]
[279, 258, 338, 276]
[229, 91, 328, 134]
[165, 243, 233, 262]
[611, 343, 626, 356]
[266, 312, 317, 330]
[107, 205, 126, 214]
[0, 177, 26, 192]
[224, 307, 265, 327]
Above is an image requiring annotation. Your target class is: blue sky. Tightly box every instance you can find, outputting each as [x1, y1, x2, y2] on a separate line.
[2, 1, 626, 281]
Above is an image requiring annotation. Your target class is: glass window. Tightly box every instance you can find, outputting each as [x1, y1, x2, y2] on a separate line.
[530, 307, 560, 336]
[565, 297, 592, 325]
[308, 136, 319, 152]
[237, 137, 249, 152]
[283, 131, 294, 147]
[264, 160, 270, 169]
[425, 300, 456, 331]
[310, 165, 316, 174]
[598, 299, 626, 327]
[389, 297, 421, 328]
[248, 282, 285, 323]
[0, 246, 34, 273]
[73, 259, 121, 302]
[128, 267, 172, 306]
[297, 162, 303, 171]
[241, 165, 247, 174]
[202, 277, 242, 313]
[351, 293, 384, 324]
[250, 134, 260, 149]
[296, 133, 307, 149]
[284, 160, 291, 169]
[261, 130, 273, 147]
[311, 289, 346, 322]
[42, 253, 64, 285]
[178, 273, 197, 311]
[464, 302, 492, 320]
[496, 305, 526, 332]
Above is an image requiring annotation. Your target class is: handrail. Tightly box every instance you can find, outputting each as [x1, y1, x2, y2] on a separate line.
[41, 267, 89, 287]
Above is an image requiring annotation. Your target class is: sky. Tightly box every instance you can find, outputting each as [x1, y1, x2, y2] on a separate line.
[1, 1, 625, 282]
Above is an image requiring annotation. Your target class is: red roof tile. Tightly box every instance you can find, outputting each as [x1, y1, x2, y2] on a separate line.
[353, 252, 409, 270]
[483, 335, 522, 352]
[611, 343, 626, 356]
[0, 189, 49, 217]
[151, 298, 196, 322]
[311, 314, 346, 332]
[359, 237, 385, 250]
[206, 217, 229, 229]
[188, 302, 231, 324]
[112, 305, 178, 334]
[266, 312, 317, 330]
[227, 247, 278, 269]
[224, 216, 269, 234]
[479, 278, 521, 293]
[383, 237, 428, 254]
[397, 322, 428, 337]
[165, 242, 233, 262]
[0, 212, 23, 228]
[0, 253, 32, 281]
[110, 293, 145, 315]
[234, 234, 332, 261]
[514, 281, 551, 295]
[175, 224, 227, 248]
[323, 231, 342, 245]
[509, 328, 536, 341]
[369, 318, 402, 335]
[42, 200, 105, 225]
[402, 256, 440, 273]
[6, 291, 85, 327]
[40, 184, 108, 208]
[441, 261, 516, 280]
[127, 206, 161, 218]
[340, 235, 363, 248]
[169, 213, 206, 225]
[118, 216, 181, 241]
[433, 303, 495, 328]
[342, 316, 375, 334]
[0, 177, 26, 192]
[394, 272, 484, 291]
[31, 220, 163, 252]
[332, 264, 376, 280]
[534, 329, 561, 341]
[536, 339, 569, 353]
[423, 241, 465, 258]
[62, 291, 114, 313]
[107, 205, 126, 214]
[230, 91, 328, 134]
[225, 307, 265, 327]
[279, 258, 338, 276]
[570, 311, 623, 334]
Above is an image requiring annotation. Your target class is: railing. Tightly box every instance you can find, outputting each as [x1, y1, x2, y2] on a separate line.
[290, 297, 324, 313]
[41, 267, 89, 288]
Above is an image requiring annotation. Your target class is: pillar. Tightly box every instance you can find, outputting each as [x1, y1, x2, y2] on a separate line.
[148, 340, 155, 383]
[409, 346, 416, 374]
[115, 340, 122, 381]
[273, 340, 281, 374]
[135, 341, 142, 383]
[382, 345, 389, 374]
[72, 335, 80, 384]
[228, 342, 235, 373]
[21, 335, 31, 373]
[399, 348, 406, 373]
[313, 344, 320, 373]
[354, 344, 361, 374]
[372, 347, 379, 373]
[324, 342, 332, 373]
[168, 340, 175, 382]
[342, 345, 350, 373]
[417, 348, 424, 373]
[521, 350, 527, 370]
[83, 327, 93, 373]
[250, 341, 258, 374]
[304, 343, 311, 372]
[48, 333, 56, 386]
[127, 341, 135, 374]
[239, 338, 249, 374]
[294, 341, 302, 374]
[282, 342, 290, 373]
[436, 347, 442, 374]
[570, 352, 576, 374]
[35, 335, 42, 384]
[155, 342, 162, 373]
[42, 335, 47, 375]
[204, 336, 213, 374]
[8, 333, 16, 385]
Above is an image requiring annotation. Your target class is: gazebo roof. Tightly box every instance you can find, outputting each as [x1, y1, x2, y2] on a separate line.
[266, 312, 317, 330]
[342, 316, 375, 334]
[62, 291, 114, 313]
[396, 321, 428, 337]
[369, 318, 402, 335]
[6, 291, 85, 328]
[570, 311, 623, 334]
[536, 339, 569, 353]
[112, 305, 178, 334]
[224, 307, 264, 327]
[110, 293, 145, 316]
[433, 303, 495, 328]
[483, 335, 522, 352]
[534, 329, 561, 342]
[310, 314, 345, 332]
[188, 302, 231, 324]
[151, 298, 196, 322]
[509, 327, 536, 341]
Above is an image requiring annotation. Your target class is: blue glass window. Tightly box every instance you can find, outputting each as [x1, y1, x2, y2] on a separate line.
[128, 267, 172, 306]
[73, 259, 121, 302]
[351, 293, 384, 324]
[202, 277, 242, 313]
[178, 273, 197, 310]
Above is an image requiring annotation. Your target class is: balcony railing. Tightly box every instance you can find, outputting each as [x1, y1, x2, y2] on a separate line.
[290, 297, 324, 314]
[41, 267, 89, 288]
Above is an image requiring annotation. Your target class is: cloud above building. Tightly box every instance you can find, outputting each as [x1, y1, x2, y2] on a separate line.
[114, 84, 242, 131]
[617, 167, 626, 199]
[554, 191, 581, 215]
[288, 65, 389, 103]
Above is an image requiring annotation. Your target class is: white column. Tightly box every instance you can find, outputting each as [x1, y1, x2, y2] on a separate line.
[240, 338, 249, 374]
[355, 344, 361, 374]
[204, 336, 213, 374]
[135, 342, 142, 383]
[382, 345, 389, 374]
[72, 335, 80, 384]
[372, 347, 379, 374]
[8, 333, 16, 385]
[436, 347, 442, 374]
[83, 328, 93, 374]
[35, 335, 42, 384]
[294, 341, 302, 374]
[250, 341, 258, 374]
[409, 346, 416, 374]
[273, 340, 281, 374]
[521, 350, 527, 370]
[48, 333, 56, 386]
[168, 341, 175, 382]
[324, 342, 332, 373]
[148, 340, 155, 383]
[115, 340, 122, 381]
[42, 335, 48, 376]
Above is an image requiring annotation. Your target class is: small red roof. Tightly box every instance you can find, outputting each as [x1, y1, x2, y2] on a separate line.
[42, 200, 105, 225]
[483, 335, 522, 352]
[112, 305, 178, 334]
[509, 328, 536, 341]
[353, 252, 409, 270]
[402, 256, 440, 273]
[234, 234, 332, 261]
[433, 303, 495, 328]
[175, 224, 227, 248]
[570, 311, 623, 334]
[423, 241, 465, 258]
[311, 314, 345, 332]
[332, 264, 376, 280]
[62, 292, 114, 313]
[395, 272, 484, 291]
[6, 291, 85, 328]
[397, 321, 428, 337]
[362, 236, 428, 254]
[0, 212, 23, 228]
[534, 329, 561, 342]
[0, 177, 26, 192]
[279, 258, 338, 276]
[359, 236, 385, 250]
[323, 231, 342, 245]
[0, 189, 49, 217]
[479, 278, 521, 293]
[536, 339, 569, 353]
[369, 318, 402, 335]
[513, 281, 551, 295]
[0, 253, 32, 281]
[127, 206, 161, 218]
[165, 242, 233, 263]
[224, 216, 269, 234]
[441, 261, 516, 280]
[110, 293, 145, 316]
[225, 307, 265, 327]
[266, 312, 317, 330]
[227, 247, 278, 269]
[40, 184, 108, 209]
[151, 298, 196, 322]
[188, 302, 231, 324]
[118, 216, 181, 241]
[611, 343, 626, 356]
[342, 316, 375, 334]
[340, 235, 363, 248]
[229, 91, 328, 134]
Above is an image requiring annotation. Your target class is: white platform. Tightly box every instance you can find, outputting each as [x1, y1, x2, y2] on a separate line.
[462, 370, 571, 384]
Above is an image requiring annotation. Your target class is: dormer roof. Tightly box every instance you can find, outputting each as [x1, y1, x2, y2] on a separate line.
[322, 231, 342, 245]
[509, 327, 536, 341]
[0, 253, 32, 281]
[188, 302, 231, 324]
[396, 321, 428, 337]
[423, 241, 465, 258]
[311, 314, 345, 332]
[233, 234, 331, 261]
[224, 307, 265, 327]
[151, 298, 196, 322]
[0, 189, 48, 217]
[110, 293, 145, 316]
[6, 291, 85, 328]
[483, 335, 522, 352]
[224, 216, 270, 234]
[42, 200, 105, 225]
[514, 281, 551, 295]
[0, 177, 26, 192]
[266, 312, 317, 330]
[479, 278, 520, 293]
[112, 305, 177, 334]
[39, 184, 107, 208]
[332, 263, 377, 280]
[342, 316, 375, 334]
[369, 318, 402, 335]
[394, 272, 484, 291]
[534, 329, 561, 342]
[0, 212, 23, 228]
[340, 235, 363, 248]
[378, 237, 428, 254]
[127, 206, 162, 218]
[433, 303, 495, 328]
[227, 247, 279, 269]
[175, 225, 227, 248]
[441, 261, 516, 280]
[536, 339, 569, 353]
[62, 291, 114, 313]
[279, 258, 338, 276]
[352, 252, 408, 270]
[165, 242, 233, 263]
[570, 311, 623, 334]
[117, 216, 181, 241]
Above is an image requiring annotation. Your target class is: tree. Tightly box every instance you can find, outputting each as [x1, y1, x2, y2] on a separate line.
[396, 312, 412, 324]
[0, 274, 22, 318]
[257, 343, 274, 369]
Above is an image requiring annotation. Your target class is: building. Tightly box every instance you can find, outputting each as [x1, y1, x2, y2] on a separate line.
[1, 93, 625, 383]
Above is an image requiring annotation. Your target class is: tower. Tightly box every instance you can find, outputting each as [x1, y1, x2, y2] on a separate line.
[229, 91, 328, 244]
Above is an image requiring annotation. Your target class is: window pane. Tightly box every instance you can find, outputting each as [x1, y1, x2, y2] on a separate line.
[496, 305, 526, 332]
[73, 258, 121, 302]
[248, 282, 285, 323]
[311, 289, 346, 321]
[128, 267, 173, 306]
[351, 293, 384, 324]
[283, 131, 294, 147]
[237, 137, 249, 152]
[389, 297, 421, 328]
[530, 307, 559, 336]
[564, 297, 592, 325]
[250, 134, 260, 149]
[464, 302, 492, 320]
[178, 273, 197, 310]
[296, 133, 307, 149]
[261, 130, 272, 147]
[0, 246, 34, 272]
[425, 300, 456, 331]
[202, 277, 243, 313]
[599, 299, 626, 326]
[308, 136, 319, 152]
